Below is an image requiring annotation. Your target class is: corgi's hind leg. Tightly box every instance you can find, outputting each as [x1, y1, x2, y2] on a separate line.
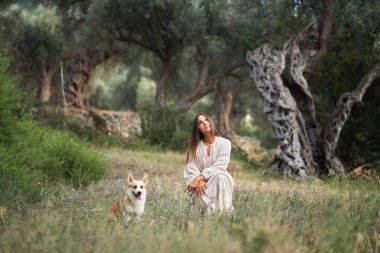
[106, 207, 118, 223]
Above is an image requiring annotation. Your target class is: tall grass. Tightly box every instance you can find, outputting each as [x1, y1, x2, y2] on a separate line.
[1, 148, 378, 253]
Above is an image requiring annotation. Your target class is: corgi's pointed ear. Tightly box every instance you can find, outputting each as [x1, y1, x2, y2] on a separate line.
[142, 172, 148, 184]
[127, 171, 134, 183]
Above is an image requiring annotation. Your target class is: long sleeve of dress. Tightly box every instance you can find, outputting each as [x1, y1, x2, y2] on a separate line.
[201, 139, 231, 181]
[184, 159, 201, 185]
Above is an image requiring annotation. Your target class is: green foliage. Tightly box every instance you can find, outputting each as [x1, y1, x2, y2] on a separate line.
[0, 3, 66, 70]
[308, 0, 380, 168]
[0, 120, 106, 209]
[0, 54, 41, 207]
[0, 2, 85, 101]
[0, 145, 46, 208]
[0, 54, 18, 144]
[10, 120, 106, 188]
[87, 60, 137, 110]
[0, 53, 106, 209]
[140, 106, 190, 150]
[241, 31, 262, 53]
[338, 90, 380, 167]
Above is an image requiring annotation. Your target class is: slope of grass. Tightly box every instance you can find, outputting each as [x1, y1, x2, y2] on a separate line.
[0, 147, 379, 253]
[0, 120, 107, 211]
[0, 53, 106, 210]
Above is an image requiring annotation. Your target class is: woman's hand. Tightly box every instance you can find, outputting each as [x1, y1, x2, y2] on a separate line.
[195, 180, 207, 196]
[188, 175, 206, 192]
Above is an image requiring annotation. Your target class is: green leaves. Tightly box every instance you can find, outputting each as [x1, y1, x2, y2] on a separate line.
[0, 53, 18, 144]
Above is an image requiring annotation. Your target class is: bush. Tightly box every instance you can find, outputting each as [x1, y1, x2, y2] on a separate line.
[0, 120, 107, 209]
[0, 54, 18, 144]
[11, 120, 106, 188]
[0, 52, 106, 209]
[0, 146, 46, 208]
[140, 106, 190, 150]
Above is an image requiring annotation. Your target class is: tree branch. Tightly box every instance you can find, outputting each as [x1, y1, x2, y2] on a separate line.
[174, 61, 243, 113]
[112, 25, 165, 60]
[323, 63, 380, 173]
[304, 0, 333, 76]
[16, 72, 38, 78]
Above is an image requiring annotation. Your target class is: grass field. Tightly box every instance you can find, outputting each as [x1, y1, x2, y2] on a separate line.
[0, 147, 379, 253]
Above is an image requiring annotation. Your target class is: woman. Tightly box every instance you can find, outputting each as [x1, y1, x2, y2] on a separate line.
[184, 113, 234, 215]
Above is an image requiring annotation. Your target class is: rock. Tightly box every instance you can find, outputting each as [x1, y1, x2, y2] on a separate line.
[231, 135, 270, 162]
[64, 107, 141, 140]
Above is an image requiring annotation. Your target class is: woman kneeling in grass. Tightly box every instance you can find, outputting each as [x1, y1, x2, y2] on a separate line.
[184, 113, 234, 215]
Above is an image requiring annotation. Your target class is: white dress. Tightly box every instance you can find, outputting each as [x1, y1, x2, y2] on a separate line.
[184, 137, 234, 215]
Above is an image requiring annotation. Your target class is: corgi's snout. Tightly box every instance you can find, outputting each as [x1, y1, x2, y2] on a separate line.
[132, 189, 143, 199]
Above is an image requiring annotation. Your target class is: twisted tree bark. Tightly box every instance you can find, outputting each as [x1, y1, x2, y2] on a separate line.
[64, 48, 117, 108]
[247, 44, 317, 177]
[246, 18, 380, 177]
[323, 64, 380, 173]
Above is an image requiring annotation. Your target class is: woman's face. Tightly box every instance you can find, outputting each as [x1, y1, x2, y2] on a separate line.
[197, 115, 211, 135]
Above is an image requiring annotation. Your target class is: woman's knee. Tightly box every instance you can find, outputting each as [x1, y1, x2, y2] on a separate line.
[208, 174, 230, 187]
[214, 173, 228, 181]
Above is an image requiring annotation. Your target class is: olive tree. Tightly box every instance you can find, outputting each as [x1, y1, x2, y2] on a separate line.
[246, 0, 380, 177]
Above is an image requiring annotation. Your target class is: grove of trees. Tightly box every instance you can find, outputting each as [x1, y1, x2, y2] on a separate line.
[1, 0, 379, 178]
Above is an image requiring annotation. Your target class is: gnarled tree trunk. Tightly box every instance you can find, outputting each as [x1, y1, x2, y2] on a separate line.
[247, 43, 317, 177]
[246, 16, 380, 177]
[64, 48, 117, 108]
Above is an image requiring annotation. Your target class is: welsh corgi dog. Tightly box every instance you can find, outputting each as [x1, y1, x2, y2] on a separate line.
[107, 171, 148, 223]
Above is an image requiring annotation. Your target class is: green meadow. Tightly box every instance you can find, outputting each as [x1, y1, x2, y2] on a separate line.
[1, 147, 379, 253]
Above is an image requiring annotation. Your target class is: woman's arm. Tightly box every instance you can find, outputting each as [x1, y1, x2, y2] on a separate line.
[201, 139, 231, 181]
[184, 154, 208, 195]
[184, 159, 202, 185]
[187, 175, 205, 191]
[187, 175, 207, 195]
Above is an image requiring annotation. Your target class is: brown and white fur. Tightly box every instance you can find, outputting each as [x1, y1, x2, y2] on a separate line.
[107, 171, 148, 223]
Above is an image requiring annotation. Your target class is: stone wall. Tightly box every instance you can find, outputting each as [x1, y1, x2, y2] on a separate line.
[64, 107, 141, 140]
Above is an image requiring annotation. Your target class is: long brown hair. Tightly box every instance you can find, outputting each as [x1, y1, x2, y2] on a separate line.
[186, 113, 220, 163]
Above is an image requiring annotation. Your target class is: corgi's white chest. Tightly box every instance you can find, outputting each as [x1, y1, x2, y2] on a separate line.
[127, 202, 144, 214]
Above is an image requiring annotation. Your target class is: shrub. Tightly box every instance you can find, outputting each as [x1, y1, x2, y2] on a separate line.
[140, 106, 190, 150]
[0, 54, 18, 144]
[0, 120, 106, 209]
[11, 120, 106, 188]
[0, 52, 106, 210]
[0, 146, 46, 208]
